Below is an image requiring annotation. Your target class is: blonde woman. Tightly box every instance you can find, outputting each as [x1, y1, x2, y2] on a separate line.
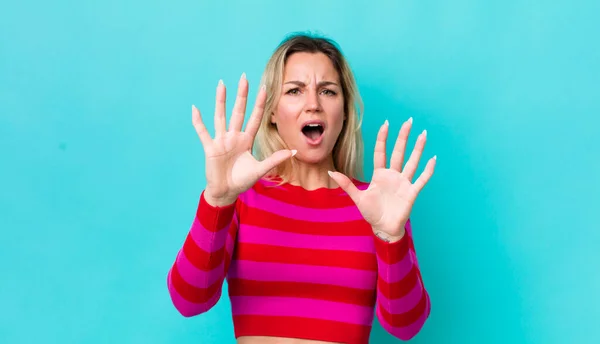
[167, 33, 436, 344]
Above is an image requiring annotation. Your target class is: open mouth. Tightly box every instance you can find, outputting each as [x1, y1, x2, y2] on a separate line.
[301, 123, 325, 142]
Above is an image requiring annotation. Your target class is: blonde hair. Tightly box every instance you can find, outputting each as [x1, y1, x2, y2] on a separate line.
[253, 32, 365, 182]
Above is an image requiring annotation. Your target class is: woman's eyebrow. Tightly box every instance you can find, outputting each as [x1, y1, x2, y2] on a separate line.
[283, 80, 340, 87]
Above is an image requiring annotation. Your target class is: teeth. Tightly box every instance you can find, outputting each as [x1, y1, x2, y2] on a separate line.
[306, 124, 321, 127]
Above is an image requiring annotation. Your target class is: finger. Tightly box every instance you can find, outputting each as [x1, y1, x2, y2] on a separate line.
[192, 105, 212, 147]
[413, 155, 437, 194]
[389, 117, 413, 172]
[255, 149, 297, 178]
[214, 79, 227, 136]
[403, 129, 427, 181]
[229, 73, 249, 132]
[328, 171, 361, 205]
[373, 120, 389, 169]
[244, 84, 267, 139]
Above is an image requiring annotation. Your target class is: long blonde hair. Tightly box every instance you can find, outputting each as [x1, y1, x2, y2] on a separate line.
[253, 32, 365, 182]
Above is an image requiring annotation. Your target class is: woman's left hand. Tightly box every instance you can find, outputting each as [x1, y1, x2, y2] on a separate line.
[328, 118, 436, 242]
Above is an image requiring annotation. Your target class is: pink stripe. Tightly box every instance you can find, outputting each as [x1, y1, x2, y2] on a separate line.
[230, 296, 374, 326]
[410, 250, 420, 270]
[167, 270, 222, 317]
[227, 260, 376, 290]
[377, 293, 431, 340]
[399, 221, 421, 269]
[237, 225, 375, 253]
[240, 187, 364, 222]
[189, 217, 230, 253]
[376, 248, 416, 283]
[377, 281, 424, 314]
[225, 228, 234, 256]
[175, 250, 225, 288]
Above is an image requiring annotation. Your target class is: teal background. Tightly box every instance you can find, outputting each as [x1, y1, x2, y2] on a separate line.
[1, 0, 599, 343]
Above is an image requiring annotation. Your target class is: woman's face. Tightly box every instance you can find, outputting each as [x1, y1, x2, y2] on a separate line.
[271, 52, 345, 165]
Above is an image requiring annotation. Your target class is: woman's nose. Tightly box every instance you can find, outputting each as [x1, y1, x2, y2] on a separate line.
[305, 89, 322, 112]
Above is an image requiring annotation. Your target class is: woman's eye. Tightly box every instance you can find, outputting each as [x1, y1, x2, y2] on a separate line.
[285, 88, 336, 96]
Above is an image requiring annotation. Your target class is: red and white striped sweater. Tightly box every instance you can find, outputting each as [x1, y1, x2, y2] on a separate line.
[167, 177, 430, 343]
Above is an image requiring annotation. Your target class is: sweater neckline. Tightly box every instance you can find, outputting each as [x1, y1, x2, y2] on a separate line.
[262, 175, 363, 196]
[281, 181, 343, 194]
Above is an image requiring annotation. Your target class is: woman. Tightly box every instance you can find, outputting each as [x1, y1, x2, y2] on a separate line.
[167, 33, 436, 344]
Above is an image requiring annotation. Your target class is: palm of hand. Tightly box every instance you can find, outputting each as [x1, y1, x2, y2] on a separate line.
[329, 118, 436, 239]
[204, 131, 257, 198]
[356, 168, 417, 237]
[192, 75, 295, 205]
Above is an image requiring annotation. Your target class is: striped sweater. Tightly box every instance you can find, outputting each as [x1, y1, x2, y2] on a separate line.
[167, 177, 430, 343]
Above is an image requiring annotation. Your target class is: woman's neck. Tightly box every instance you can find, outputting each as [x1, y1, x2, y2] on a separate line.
[289, 157, 339, 191]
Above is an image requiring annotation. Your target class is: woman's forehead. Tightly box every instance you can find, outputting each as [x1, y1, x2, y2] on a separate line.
[283, 52, 339, 82]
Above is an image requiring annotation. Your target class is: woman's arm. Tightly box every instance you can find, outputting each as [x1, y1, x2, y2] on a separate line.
[374, 219, 431, 340]
[167, 191, 239, 317]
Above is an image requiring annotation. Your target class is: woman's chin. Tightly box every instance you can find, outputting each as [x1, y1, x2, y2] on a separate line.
[293, 149, 332, 166]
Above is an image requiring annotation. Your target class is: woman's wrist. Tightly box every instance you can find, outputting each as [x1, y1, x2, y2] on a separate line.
[373, 229, 405, 243]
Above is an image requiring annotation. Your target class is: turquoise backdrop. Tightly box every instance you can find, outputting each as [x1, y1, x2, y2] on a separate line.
[1, 1, 598, 343]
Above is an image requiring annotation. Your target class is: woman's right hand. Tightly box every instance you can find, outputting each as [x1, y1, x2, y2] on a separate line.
[192, 73, 296, 207]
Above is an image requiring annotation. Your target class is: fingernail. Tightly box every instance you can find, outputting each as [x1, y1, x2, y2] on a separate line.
[422, 129, 427, 137]
[218, 79, 224, 86]
[192, 104, 196, 110]
[261, 84, 266, 91]
[291, 149, 297, 156]
[241, 72, 246, 80]
[384, 119, 389, 126]
[327, 170, 334, 177]
[408, 117, 413, 124]
[433, 155, 437, 160]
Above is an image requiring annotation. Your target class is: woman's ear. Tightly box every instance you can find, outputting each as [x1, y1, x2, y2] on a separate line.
[270, 112, 276, 124]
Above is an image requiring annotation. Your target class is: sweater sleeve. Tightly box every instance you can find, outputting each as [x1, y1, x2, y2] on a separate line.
[374, 219, 431, 340]
[167, 191, 239, 317]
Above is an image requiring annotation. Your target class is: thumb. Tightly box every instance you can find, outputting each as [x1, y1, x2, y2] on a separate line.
[256, 149, 297, 177]
[328, 171, 361, 204]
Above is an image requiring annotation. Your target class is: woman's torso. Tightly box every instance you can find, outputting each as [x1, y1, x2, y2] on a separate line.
[226, 179, 377, 343]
